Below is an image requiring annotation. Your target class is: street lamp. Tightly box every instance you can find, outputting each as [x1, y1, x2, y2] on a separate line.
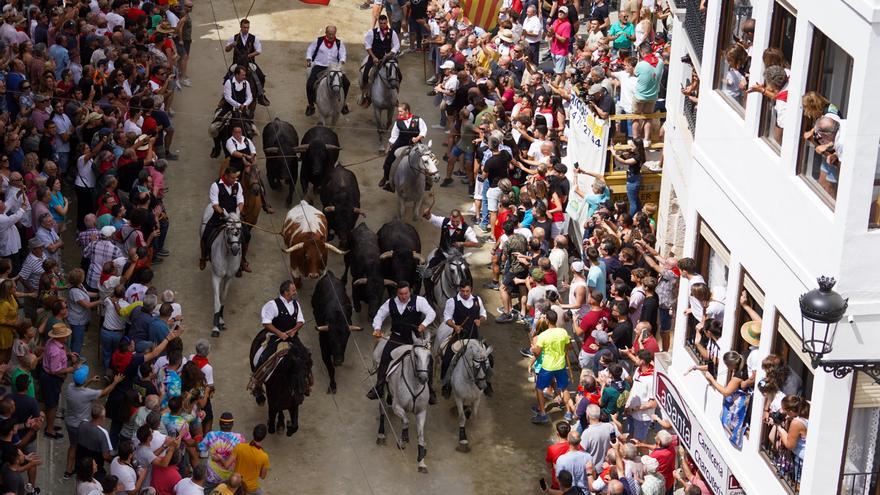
[799, 276, 880, 385]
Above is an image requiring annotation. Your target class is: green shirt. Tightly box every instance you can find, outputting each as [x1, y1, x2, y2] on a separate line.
[457, 122, 477, 153]
[608, 22, 635, 51]
[600, 380, 630, 416]
[535, 327, 570, 371]
[10, 368, 35, 398]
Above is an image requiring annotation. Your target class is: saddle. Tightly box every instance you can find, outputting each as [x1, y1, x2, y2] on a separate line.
[384, 344, 414, 379]
[247, 339, 292, 393]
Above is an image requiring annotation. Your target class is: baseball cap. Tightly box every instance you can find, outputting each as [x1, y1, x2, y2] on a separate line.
[73, 365, 90, 385]
[588, 84, 603, 96]
[440, 60, 455, 70]
[100, 225, 116, 238]
[558, 6, 568, 14]
[571, 261, 585, 273]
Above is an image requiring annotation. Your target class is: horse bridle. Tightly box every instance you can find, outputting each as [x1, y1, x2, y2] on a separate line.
[379, 57, 399, 88]
[400, 342, 431, 400]
[327, 69, 343, 96]
[224, 218, 242, 249]
[408, 146, 437, 178]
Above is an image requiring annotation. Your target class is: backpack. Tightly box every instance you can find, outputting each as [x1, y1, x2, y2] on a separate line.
[612, 380, 630, 413]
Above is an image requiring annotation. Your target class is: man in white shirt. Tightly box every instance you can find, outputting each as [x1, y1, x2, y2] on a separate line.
[222, 66, 253, 113]
[174, 463, 208, 495]
[380, 102, 428, 190]
[368, 282, 436, 400]
[439, 281, 490, 397]
[225, 18, 269, 106]
[521, 5, 543, 64]
[305, 25, 351, 116]
[0, 196, 27, 265]
[360, 15, 400, 103]
[251, 280, 307, 403]
[199, 168, 244, 270]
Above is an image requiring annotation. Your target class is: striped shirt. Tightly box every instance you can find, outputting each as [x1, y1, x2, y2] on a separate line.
[18, 252, 46, 291]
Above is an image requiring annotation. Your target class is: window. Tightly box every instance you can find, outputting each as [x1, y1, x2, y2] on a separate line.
[870, 142, 880, 229]
[713, 0, 754, 111]
[733, 271, 764, 356]
[796, 27, 853, 207]
[757, 1, 797, 152]
[685, 220, 730, 366]
[840, 375, 880, 495]
[760, 315, 814, 494]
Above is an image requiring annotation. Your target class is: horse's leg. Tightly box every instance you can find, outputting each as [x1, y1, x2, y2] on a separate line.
[218, 275, 231, 330]
[267, 399, 277, 434]
[377, 402, 387, 445]
[211, 273, 222, 337]
[393, 401, 408, 449]
[374, 107, 384, 151]
[412, 192, 423, 222]
[416, 406, 428, 473]
[286, 402, 299, 437]
[455, 394, 470, 452]
[286, 181, 295, 207]
[397, 195, 405, 220]
[321, 342, 337, 394]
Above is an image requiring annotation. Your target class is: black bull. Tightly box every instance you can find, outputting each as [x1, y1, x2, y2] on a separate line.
[377, 219, 424, 297]
[344, 223, 390, 320]
[312, 271, 362, 394]
[262, 118, 299, 207]
[320, 164, 363, 250]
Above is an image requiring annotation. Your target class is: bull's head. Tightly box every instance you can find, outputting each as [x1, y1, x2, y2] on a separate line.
[283, 236, 347, 279]
[352, 275, 386, 319]
[323, 206, 365, 249]
[316, 317, 362, 366]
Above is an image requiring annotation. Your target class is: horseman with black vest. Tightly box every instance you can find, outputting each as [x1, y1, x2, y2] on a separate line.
[225, 18, 270, 106]
[380, 102, 427, 191]
[210, 66, 254, 158]
[360, 15, 400, 106]
[252, 280, 307, 403]
[200, 167, 244, 271]
[368, 282, 436, 402]
[423, 208, 480, 267]
[439, 281, 491, 398]
[305, 25, 351, 117]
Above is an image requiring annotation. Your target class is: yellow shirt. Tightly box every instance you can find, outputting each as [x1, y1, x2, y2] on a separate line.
[119, 300, 143, 318]
[535, 327, 570, 372]
[232, 442, 270, 492]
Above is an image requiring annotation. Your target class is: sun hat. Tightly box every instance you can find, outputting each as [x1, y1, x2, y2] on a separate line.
[740, 320, 761, 346]
[48, 323, 72, 339]
[498, 28, 514, 43]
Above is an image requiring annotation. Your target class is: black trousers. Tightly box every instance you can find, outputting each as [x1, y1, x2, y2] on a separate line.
[200, 211, 225, 259]
[374, 339, 404, 395]
[306, 65, 351, 106]
[361, 58, 376, 88]
[382, 141, 408, 181]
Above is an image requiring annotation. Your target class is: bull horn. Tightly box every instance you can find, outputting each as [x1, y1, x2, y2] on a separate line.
[353, 207, 366, 217]
[323, 205, 336, 213]
[412, 251, 424, 262]
[352, 278, 368, 286]
[383, 279, 398, 288]
[324, 144, 342, 151]
[292, 145, 309, 153]
[348, 325, 363, 331]
[263, 146, 280, 154]
[283, 242, 304, 253]
[379, 250, 394, 260]
[316, 325, 329, 331]
[326, 244, 347, 255]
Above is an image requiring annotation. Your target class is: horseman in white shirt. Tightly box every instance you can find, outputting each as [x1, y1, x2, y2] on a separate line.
[305, 25, 351, 117]
[224, 18, 269, 106]
[380, 102, 427, 191]
[199, 168, 244, 271]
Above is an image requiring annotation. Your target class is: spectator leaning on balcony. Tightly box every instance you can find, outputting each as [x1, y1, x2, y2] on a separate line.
[776, 395, 810, 465]
[811, 115, 846, 197]
[747, 64, 789, 142]
[801, 91, 842, 196]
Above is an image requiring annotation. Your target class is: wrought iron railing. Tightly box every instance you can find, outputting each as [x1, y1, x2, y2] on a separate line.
[682, 0, 707, 64]
[840, 471, 880, 495]
[683, 94, 698, 135]
[761, 422, 803, 494]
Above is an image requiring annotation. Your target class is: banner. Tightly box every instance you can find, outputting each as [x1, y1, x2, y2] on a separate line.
[564, 96, 609, 246]
[299, 0, 331, 5]
[463, 0, 502, 30]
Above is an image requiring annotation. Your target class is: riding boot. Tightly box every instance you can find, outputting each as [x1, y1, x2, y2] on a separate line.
[366, 380, 384, 400]
[429, 388, 438, 405]
[442, 383, 451, 399]
[483, 381, 494, 397]
[210, 139, 221, 159]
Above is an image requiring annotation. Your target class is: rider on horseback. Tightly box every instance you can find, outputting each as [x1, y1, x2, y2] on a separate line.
[368, 282, 436, 402]
[210, 67, 256, 158]
[199, 168, 243, 271]
[422, 208, 481, 267]
[360, 15, 400, 107]
[380, 102, 427, 191]
[439, 282, 491, 398]
[225, 19, 270, 106]
[252, 280, 307, 404]
[305, 25, 351, 117]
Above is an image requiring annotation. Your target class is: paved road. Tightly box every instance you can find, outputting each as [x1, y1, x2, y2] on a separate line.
[40, 1, 557, 493]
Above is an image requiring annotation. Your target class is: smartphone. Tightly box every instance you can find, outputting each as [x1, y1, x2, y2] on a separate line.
[539, 478, 547, 491]
[610, 430, 617, 443]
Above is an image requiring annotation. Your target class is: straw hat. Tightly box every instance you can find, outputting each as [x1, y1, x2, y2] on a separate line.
[48, 323, 72, 339]
[498, 28, 514, 43]
[740, 320, 761, 346]
[155, 21, 175, 34]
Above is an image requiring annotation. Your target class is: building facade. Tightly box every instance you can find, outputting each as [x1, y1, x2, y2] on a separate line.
[655, 0, 880, 494]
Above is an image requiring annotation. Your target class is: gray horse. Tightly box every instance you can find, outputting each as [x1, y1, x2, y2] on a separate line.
[200, 206, 242, 337]
[425, 248, 473, 308]
[370, 55, 400, 149]
[315, 63, 346, 126]
[373, 337, 431, 473]
[392, 143, 439, 221]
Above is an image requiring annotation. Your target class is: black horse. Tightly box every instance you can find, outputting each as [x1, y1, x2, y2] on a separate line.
[249, 329, 313, 437]
[210, 107, 254, 159]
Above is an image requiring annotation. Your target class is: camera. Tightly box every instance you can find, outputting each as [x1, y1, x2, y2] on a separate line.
[769, 411, 786, 425]
[681, 54, 693, 66]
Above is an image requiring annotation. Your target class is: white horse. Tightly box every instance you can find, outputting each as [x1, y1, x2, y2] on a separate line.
[200, 205, 242, 337]
[374, 337, 432, 473]
[370, 55, 400, 150]
[392, 142, 439, 221]
[315, 63, 346, 126]
[449, 338, 492, 452]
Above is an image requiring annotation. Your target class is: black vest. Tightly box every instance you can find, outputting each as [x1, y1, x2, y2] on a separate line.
[394, 117, 421, 147]
[439, 217, 467, 252]
[389, 297, 422, 345]
[230, 79, 248, 104]
[272, 297, 300, 332]
[371, 28, 393, 59]
[233, 33, 256, 67]
[452, 296, 481, 340]
[216, 180, 240, 213]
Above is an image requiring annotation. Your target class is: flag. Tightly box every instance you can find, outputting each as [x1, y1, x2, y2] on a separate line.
[463, 0, 502, 30]
[299, 0, 330, 5]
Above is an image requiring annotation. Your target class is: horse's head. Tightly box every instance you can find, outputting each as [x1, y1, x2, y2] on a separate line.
[411, 143, 439, 180]
[467, 340, 493, 390]
[380, 55, 400, 89]
[411, 338, 432, 385]
[223, 212, 243, 256]
[327, 63, 344, 97]
[279, 345, 313, 399]
[442, 250, 471, 290]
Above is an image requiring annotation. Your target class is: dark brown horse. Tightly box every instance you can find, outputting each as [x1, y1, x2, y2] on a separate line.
[249, 329, 313, 436]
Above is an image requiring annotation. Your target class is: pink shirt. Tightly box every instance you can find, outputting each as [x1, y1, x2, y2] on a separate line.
[43, 339, 68, 374]
[550, 19, 571, 56]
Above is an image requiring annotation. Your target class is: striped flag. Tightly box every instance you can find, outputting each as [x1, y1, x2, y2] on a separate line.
[463, 0, 502, 30]
[299, 0, 330, 5]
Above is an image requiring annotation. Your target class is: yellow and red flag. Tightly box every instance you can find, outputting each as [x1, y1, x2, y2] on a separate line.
[463, 0, 502, 30]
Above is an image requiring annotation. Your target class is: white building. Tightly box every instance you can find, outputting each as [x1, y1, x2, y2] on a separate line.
[654, 0, 880, 494]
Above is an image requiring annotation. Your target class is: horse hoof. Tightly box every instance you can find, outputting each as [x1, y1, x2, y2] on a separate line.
[376, 436, 386, 445]
[267, 423, 276, 434]
[255, 394, 266, 406]
[456, 443, 470, 453]
[397, 442, 407, 450]
[327, 385, 337, 394]
[211, 329, 220, 338]
[418, 466, 428, 474]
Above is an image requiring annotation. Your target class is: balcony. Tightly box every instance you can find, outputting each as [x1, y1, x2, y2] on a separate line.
[670, 0, 707, 65]
[760, 421, 803, 494]
[841, 471, 880, 495]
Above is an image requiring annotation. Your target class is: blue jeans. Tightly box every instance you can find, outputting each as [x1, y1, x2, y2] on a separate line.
[626, 174, 642, 217]
[480, 180, 490, 228]
[69, 323, 87, 354]
[101, 328, 123, 370]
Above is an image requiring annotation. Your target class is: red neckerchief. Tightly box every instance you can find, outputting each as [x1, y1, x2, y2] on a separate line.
[642, 52, 659, 67]
[323, 36, 335, 48]
[380, 28, 389, 38]
[249, 441, 263, 450]
[397, 113, 412, 122]
[639, 364, 655, 377]
[776, 90, 788, 102]
[99, 272, 113, 285]
[222, 176, 236, 187]
[192, 354, 210, 370]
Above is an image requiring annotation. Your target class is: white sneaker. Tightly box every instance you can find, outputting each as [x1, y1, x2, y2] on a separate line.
[644, 139, 652, 149]
[181, 78, 192, 87]
[431, 124, 445, 129]
[645, 160, 662, 172]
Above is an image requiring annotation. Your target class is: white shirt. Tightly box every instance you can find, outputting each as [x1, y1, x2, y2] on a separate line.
[746, 346, 760, 377]
[522, 15, 543, 43]
[629, 371, 655, 421]
[441, 74, 459, 105]
[225, 135, 256, 157]
[260, 297, 305, 325]
[123, 119, 142, 136]
[612, 70, 636, 114]
[442, 294, 487, 323]
[189, 354, 214, 386]
[227, 32, 262, 54]
[363, 28, 401, 53]
[106, 12, 125, 31]
[125, 283, 148, 303]
[223, 78, 253, 108]
[110, 458, 138, 491]
[166, 10, 180, 28]
[428, 214, 478, 243]
[388, 116, 428, 144]
[684, 274, 706, 319]
[306, 37, 347, 66]
[209, 180, 245, 208]
[102, 297, 129, 331]
[0, 207, 25, 257]
[75, 156, 97, 188]
[372, 296, 436, 331]
[174, 478, 204, 495]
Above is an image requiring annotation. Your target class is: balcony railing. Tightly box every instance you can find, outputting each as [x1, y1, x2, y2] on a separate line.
[841, 471, 880, 495]
[761, 422, 803, 494]
[681, 0, 707, 64]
